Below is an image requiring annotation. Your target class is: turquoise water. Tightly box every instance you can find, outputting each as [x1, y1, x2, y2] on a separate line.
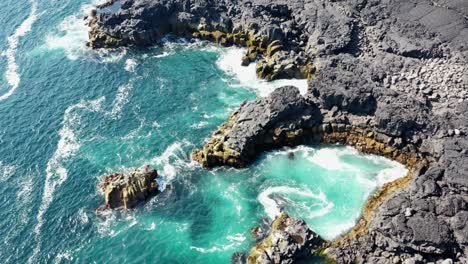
[0, 1, 407, 263]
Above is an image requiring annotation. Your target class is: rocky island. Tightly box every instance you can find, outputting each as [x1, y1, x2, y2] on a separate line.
[87, 0, 467, 263]
[98, 165, 160, 210]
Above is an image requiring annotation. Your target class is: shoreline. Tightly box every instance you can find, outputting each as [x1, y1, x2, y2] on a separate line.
[86, 0, 468, 263]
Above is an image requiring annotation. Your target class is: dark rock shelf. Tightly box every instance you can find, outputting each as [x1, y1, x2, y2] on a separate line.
[86, 0, 468, 263]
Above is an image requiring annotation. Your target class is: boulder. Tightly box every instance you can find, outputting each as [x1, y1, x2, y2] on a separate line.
[99, 165, 159, 210]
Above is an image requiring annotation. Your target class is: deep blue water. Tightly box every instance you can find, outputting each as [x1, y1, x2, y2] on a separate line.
[0, 1, 407, 263]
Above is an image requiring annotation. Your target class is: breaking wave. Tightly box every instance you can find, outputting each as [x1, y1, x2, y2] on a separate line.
[306, 147, 360, 171]
[149, 140, 196, 188]
[44, 0, 126, 62]
[124, 58, 137, 72]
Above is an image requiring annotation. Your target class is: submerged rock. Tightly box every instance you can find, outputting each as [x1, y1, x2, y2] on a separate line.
[98, 165, 159, 210]
[247, 213, 325, 264]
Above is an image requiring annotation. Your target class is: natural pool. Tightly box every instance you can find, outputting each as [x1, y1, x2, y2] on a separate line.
[0, 1, 407, 262]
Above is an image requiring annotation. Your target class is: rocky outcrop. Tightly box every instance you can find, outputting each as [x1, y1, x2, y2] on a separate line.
[192, 85, 423, 169]
[98, 165, 159, 210]
[247, 213, 325, 264]
[192, 86, 322, 168]
[191, 84, 468, 262]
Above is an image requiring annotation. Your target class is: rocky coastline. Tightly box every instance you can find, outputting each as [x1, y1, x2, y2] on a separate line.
[87, 0, 467, 263]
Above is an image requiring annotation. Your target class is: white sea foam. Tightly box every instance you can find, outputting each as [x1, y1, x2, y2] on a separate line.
[153, 51, 172, 58]
[376, 164, 408, 186]
[0, 162, 16, 182]
[258, 186, 333, 220]
[124, 58, 137, 72]
[17, 176, 33, 202]
[190, 121, 209, 129]
[190, 233, 245, 253]
[307, 147, 359, 171]
[44, 7, 89, 60]
[223, 184, 243, 216]
[77, 208, 89, 225]
[268, 145, 314, 158]
[96, 210, 139, 238]
[150, 140, 195, 186]
[363, 155, 408, 186]
[227, 233, 246, 243]
[107, 82, 133, 119]
[147, 222, 156, 231]
[190, 246, 221, 253]
[45, 1, 126, 62]
[216, 47, 308, 97]
[96, 209, 117, 236]
[325, 220, 358, 239]
[30, 98, 105, 263]
[0, 0, 38, 101]
[17, 176, 34, 224]
[54, 251, 73, 263]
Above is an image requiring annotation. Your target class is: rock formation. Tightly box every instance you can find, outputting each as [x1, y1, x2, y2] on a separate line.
[192, 86, 323, 168]
[247, 213, 325, 264]
[87, 0, 468, 263]
[99, 165, 159, 210]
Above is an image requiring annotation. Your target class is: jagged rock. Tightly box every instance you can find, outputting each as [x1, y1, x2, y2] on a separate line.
[192, 86, 322, 167]
[98, 165, 159, 210]
[88, 0, 468, 262]
[247, 213, 325, 264]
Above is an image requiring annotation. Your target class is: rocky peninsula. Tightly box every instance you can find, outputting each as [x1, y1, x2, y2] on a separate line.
[87, 0, 467, 263]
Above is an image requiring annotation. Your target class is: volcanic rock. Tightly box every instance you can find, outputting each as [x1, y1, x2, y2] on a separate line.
[99, 165, 159, 210]
[247, 213, 325, 264]
[88, 0, 468, 262]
